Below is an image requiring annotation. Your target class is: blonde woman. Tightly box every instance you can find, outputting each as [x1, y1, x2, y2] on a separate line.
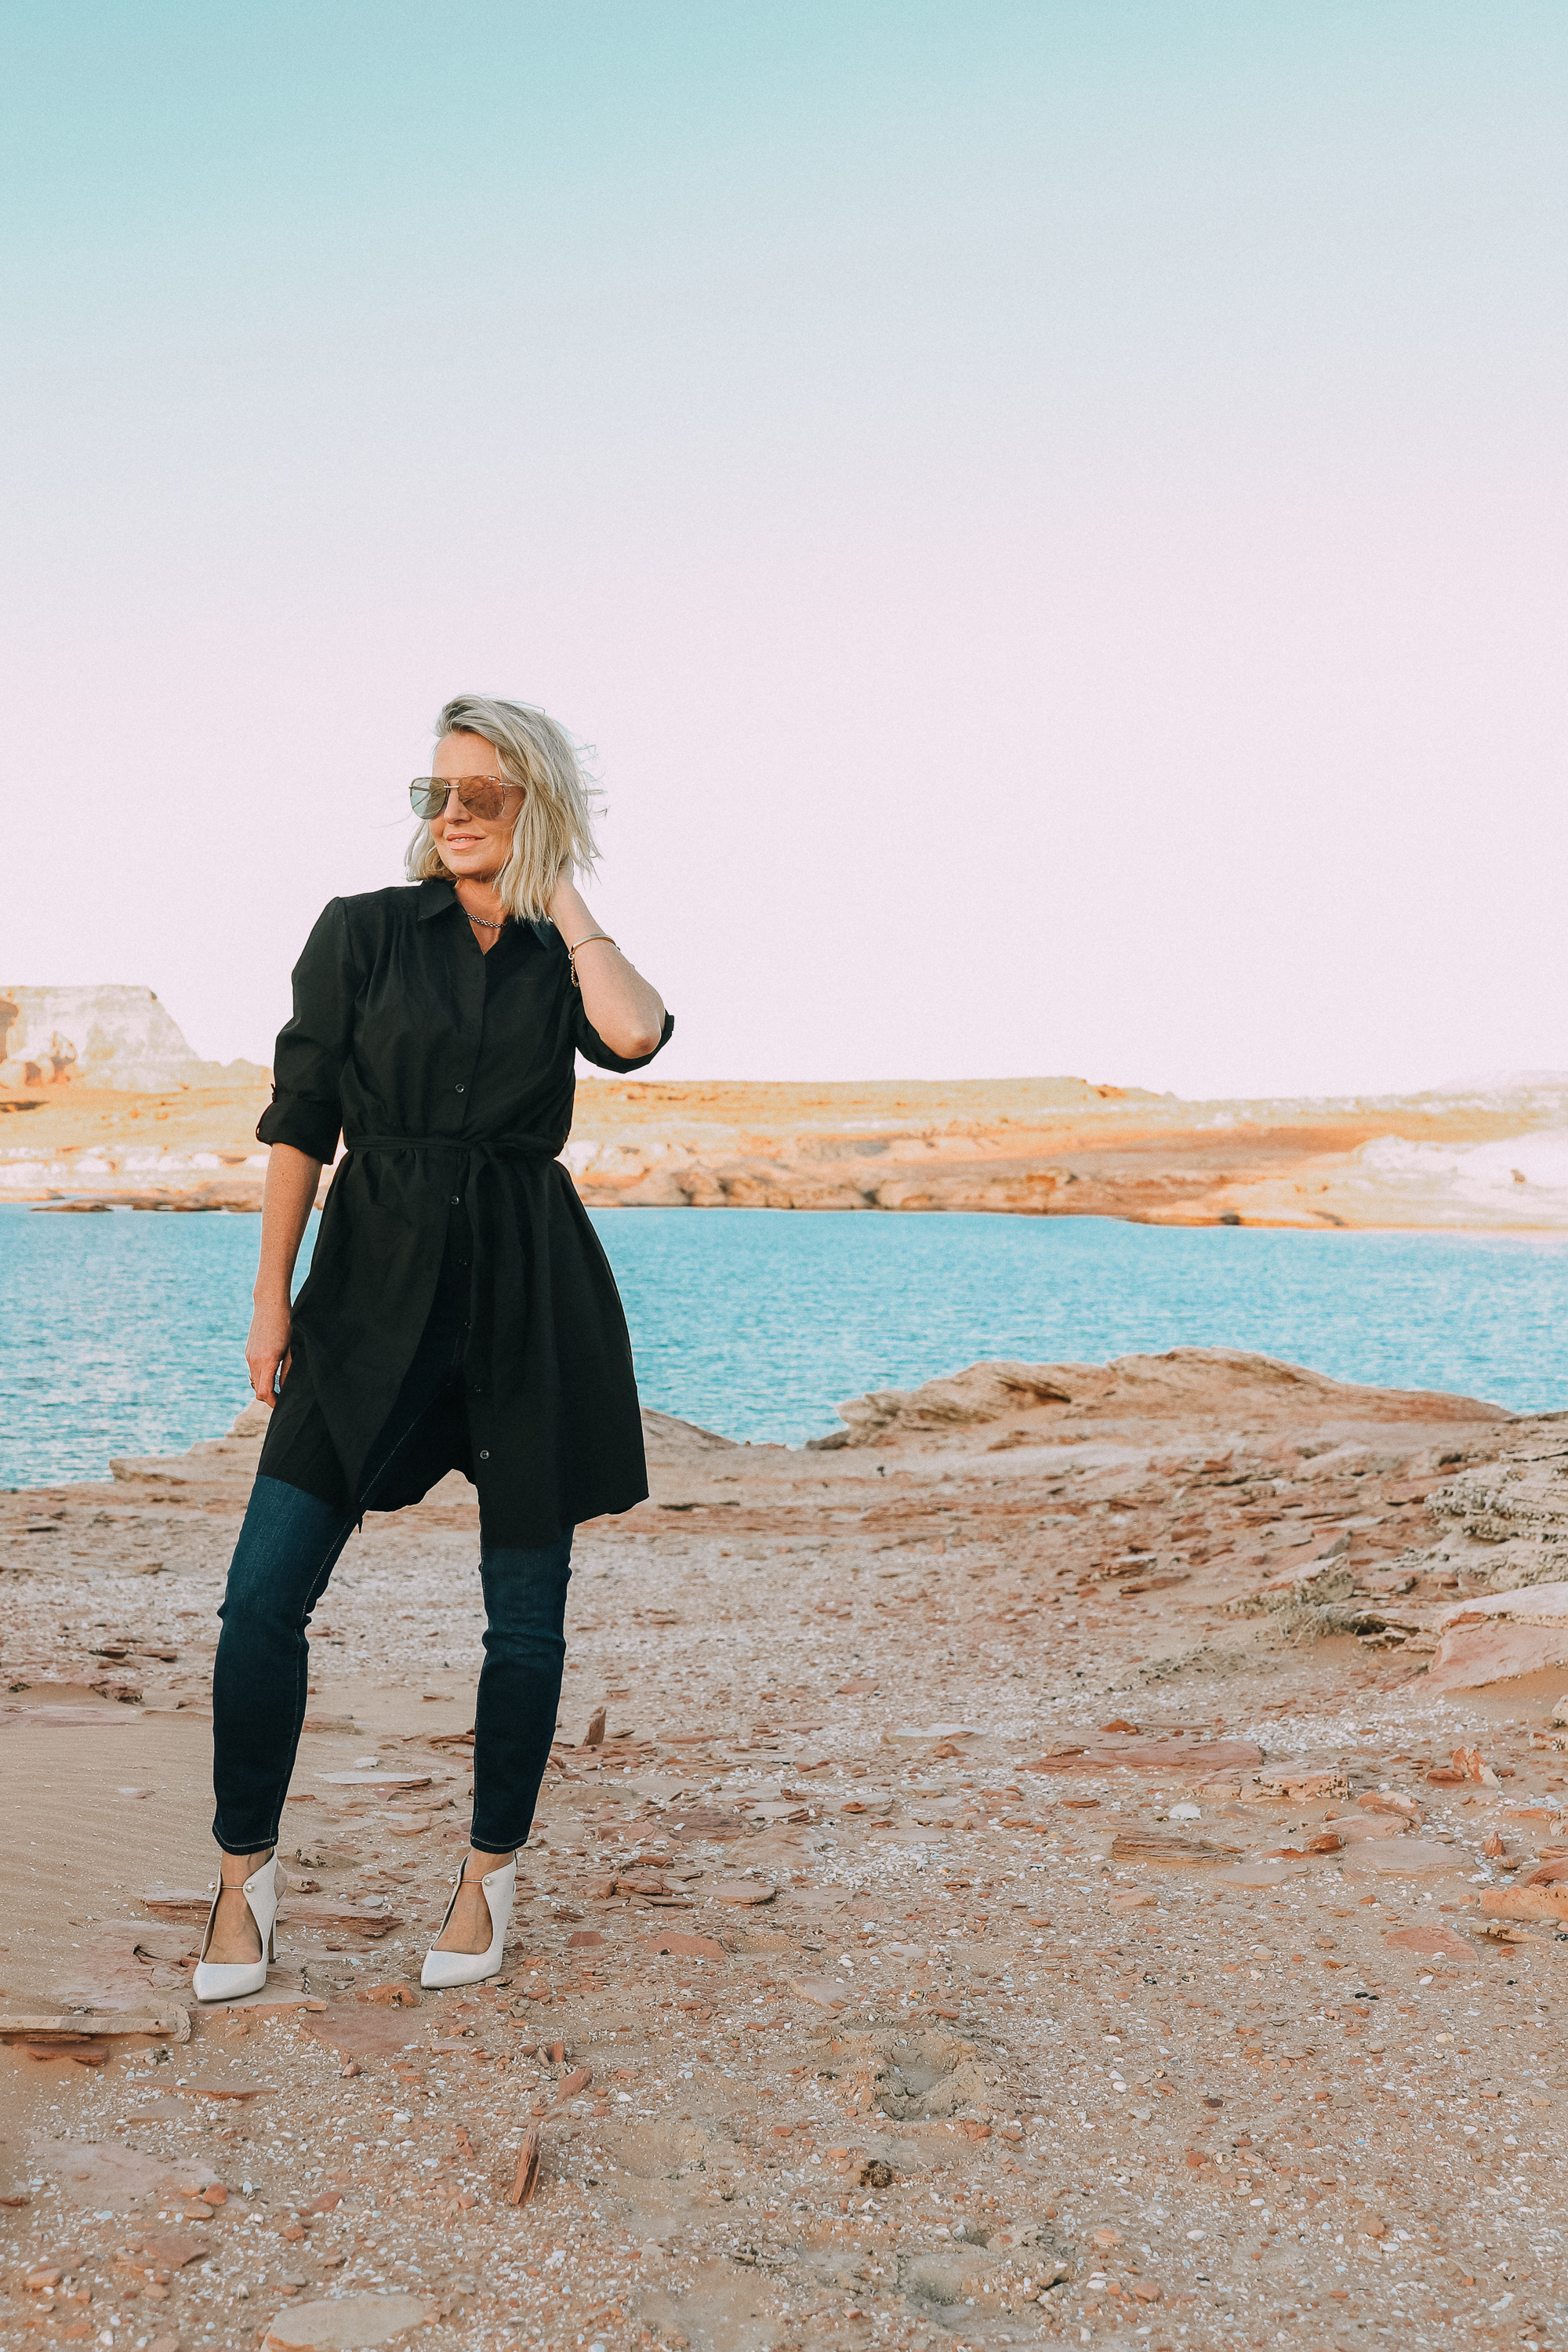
[194, 696, 670, 2001]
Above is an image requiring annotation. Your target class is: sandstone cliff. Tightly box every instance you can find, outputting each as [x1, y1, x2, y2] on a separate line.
[0, 983, 268, 1091]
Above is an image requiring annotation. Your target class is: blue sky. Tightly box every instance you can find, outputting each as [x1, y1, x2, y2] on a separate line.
[4, 3, 1565, 1094]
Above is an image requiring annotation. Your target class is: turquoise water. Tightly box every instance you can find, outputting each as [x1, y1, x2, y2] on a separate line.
[2, 1201, 1566, 1489]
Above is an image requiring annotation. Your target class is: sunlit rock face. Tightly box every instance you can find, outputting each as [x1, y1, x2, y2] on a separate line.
[0, 983, 267, 1088]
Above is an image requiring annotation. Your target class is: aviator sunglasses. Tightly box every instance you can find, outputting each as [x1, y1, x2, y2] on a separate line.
[409, 775, 514, 821]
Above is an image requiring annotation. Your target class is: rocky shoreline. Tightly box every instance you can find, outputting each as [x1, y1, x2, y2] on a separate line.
[5, 1347, 1568, 2347]
[5, 1069, 1568, 1229]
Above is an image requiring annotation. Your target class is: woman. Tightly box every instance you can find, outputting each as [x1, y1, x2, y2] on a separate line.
[194, 695, 670, 2001]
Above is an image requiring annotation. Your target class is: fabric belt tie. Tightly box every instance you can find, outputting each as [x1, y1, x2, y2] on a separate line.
[347, 1134, 558, 1161]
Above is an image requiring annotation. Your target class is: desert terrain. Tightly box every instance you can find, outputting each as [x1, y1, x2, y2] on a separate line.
[5, 1347, 1568, 2350]
[5, 1068, 1568, 1230]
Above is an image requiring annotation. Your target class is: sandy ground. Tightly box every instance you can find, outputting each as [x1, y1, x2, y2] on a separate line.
[5, 1351, 1568, 2350]
[5, 1071, 1568, 1227]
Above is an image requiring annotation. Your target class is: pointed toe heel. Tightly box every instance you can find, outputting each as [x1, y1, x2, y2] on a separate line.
[192, 1853, 278, 2003]
[420, 1857, 516, 1990]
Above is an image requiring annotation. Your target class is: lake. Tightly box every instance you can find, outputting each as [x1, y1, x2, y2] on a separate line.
[3, 1202, 1566, 1489]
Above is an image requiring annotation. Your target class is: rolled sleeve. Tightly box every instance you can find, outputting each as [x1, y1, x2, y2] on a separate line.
[256, 898, 358, 1162]
[572, 1003, 675, 1074]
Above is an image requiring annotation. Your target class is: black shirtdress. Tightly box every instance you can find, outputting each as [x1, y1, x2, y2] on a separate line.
[253, 877, 673, 1545]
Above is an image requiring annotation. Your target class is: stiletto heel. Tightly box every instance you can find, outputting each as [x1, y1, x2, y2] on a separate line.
[420, 1857, 516, 1990]
[192, 1853, 279, 2002]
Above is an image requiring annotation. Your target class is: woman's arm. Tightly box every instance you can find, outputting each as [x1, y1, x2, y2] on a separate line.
[548, 873, 666, 1058]
[245, 1143, 323, 1406]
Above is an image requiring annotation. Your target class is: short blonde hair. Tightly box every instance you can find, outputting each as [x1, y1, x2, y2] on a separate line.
[405, 695, 602, 922]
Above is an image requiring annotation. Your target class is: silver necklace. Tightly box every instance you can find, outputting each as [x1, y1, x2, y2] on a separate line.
[458, 898, 506, 931]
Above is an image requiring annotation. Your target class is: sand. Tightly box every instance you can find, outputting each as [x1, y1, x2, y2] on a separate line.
[4, 1349, 1568, 2347]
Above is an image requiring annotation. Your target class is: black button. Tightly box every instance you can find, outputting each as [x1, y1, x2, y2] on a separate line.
[472, 1382, 486, 1396]
[450, 1194, 461, 1206]
[456, 1082, 465, 1093]
[478, 1448, 490, 1461]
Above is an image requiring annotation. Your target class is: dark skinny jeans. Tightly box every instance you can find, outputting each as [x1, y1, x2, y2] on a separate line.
[210, 1301, 572, 1858]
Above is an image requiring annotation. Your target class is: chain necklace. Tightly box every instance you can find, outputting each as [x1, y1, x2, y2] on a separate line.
[457, 895, 506, 931]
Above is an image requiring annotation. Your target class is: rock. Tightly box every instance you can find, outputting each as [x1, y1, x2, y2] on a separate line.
[278, 1901, 402, 1938]
[1385, 1926, 1473, 1959]
[788, 1976, 850, 2013]
[142, 1889, 216, 1920]
[262, 2293, 431, 2348]
[818, 1363, 1075, 1446]
[0, 2000, 189, 2043]
[1214, 1864, 1308, 1886]
[1028, 1738, 1262, 1774]
[358, 1984, 419, 2007]
[1427, 1586, 1568, 1693]
[638, 1407, 739, 1462]
[124, 2234, 209, 2270]
[644, 1931, 726, 1959]
[710, 1880, 776, 1905]
[1479, 1884, 1568, 1926]
[506, 2129, 542, 2208]
[1110, 1830, 1242, 1865]
[31, 2142, 221, 2211]
[0, 984, 270, 1089]
[315, 1771, 432, 1789]
[1258, 1763, 1351, 1801]
[814, 1345, 1506, 1448]
[1341, 1839, 1465, 1875]
[300, 2011, 423, 2061]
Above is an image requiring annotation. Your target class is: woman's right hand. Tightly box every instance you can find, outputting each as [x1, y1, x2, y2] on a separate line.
[246, 1298, 294, 1408]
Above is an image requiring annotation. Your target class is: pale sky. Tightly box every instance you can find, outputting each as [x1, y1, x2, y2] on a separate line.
[4, 3, 1565, 1101]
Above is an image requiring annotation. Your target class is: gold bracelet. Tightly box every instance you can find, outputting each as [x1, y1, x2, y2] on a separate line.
[566, 932, 617, 988]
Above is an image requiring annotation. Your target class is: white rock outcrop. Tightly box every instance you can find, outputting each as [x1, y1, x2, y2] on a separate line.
[0, 984, 268, 1089]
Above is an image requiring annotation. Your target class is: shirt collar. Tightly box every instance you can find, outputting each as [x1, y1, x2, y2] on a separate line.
[417, 878, 459, 921]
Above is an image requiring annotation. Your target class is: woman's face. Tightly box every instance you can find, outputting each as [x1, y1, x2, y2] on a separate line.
[429, 731, 524, 881]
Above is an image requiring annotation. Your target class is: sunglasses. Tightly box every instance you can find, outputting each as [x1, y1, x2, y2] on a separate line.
[409, 775, 513, 821]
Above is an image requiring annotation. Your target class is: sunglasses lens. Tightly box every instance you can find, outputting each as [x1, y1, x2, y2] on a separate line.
[409, 778, 507, 819]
